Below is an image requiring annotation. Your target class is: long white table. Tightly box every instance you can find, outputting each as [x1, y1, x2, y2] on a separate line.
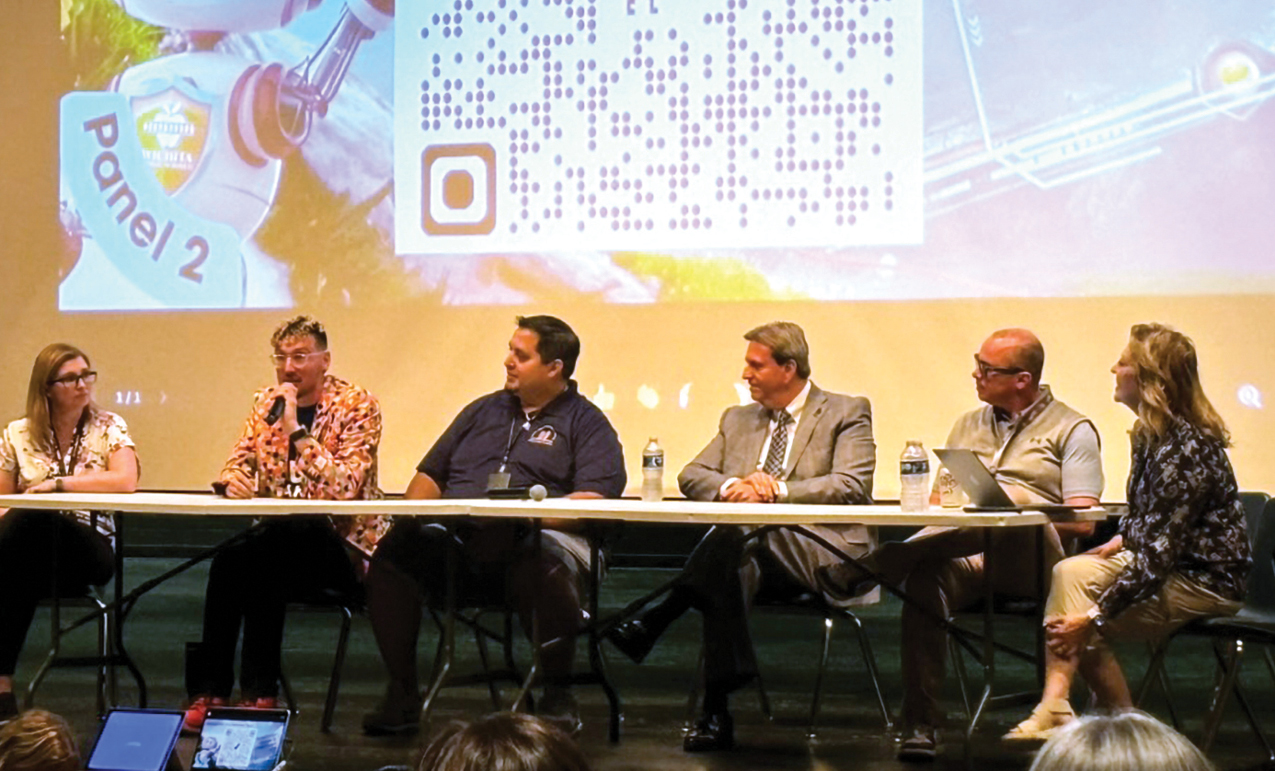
[1, 492, 1106, 745]
[0, 491, 1101, 527]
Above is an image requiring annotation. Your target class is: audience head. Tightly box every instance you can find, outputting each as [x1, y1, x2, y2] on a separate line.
[26, 343, 96, 447]
[0, 709, 81, 771]
[416, 713, 591, 771]
[1116, 323, 1229, 445]
[1029, 711, 1213, 771]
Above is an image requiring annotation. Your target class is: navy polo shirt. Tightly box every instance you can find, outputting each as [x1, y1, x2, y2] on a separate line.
[418, 382, 626, 499]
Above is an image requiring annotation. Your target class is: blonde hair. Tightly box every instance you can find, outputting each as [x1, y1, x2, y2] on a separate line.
[1126, 324, 1229, 446]
[417, 713, 591, 771]
[24, 343, 95, 454]
[1029, 711, 1213, 771]
[0, 709, 81, 771]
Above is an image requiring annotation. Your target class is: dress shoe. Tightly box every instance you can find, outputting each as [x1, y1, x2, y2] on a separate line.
[816, 559, 878, 602]
[683, 710, 734, 752]
[897, 725, 938, 762]
[607, 618, 659, 664]
[362, 686, 423, 737]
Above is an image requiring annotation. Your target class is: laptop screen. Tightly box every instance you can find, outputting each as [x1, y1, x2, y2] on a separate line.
[193, 708, 289, 771]
[86, 709, 184, 771]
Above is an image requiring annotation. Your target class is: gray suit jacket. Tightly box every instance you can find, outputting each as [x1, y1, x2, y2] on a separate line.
[678, 383, 875, 506]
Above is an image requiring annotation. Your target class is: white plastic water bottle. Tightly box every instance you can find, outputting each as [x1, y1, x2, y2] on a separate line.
[641, 437, 664, 502]
[900, 440, 930, 512]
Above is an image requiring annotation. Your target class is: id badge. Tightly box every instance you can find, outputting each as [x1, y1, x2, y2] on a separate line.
[487, 471, 511, 490]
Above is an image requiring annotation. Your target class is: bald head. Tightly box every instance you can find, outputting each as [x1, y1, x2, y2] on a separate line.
[985, 328, 1045, 385]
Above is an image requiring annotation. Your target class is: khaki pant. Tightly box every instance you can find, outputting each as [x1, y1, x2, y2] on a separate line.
[1046, 551, 1241, 651]
[888, 524, 1065, 729]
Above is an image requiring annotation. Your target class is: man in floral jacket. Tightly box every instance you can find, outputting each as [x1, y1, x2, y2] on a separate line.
[184, 316, 387, 732]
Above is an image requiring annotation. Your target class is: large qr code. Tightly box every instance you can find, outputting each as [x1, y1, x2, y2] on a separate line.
[395, 0, 921, 254]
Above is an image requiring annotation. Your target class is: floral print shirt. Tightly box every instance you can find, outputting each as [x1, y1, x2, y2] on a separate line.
[221, 374, 388, 556]
[0, 409, 136, 541]
[1098, 417, 1251, 619]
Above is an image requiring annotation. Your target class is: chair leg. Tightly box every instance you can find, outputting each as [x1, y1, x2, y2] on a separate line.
[279, 669, 298, 716]
[948, 633, 973, 721]
[807, 615, 834, 738]
[1135, 638, 1181, 730]
[320, 606, 353, 733]
[685, 647, 705, 729]
[95, 596, 108, 717]
[844, 611, 892, 729]
[472, 611, 504, 711]
[1201, 640, 1243, 753]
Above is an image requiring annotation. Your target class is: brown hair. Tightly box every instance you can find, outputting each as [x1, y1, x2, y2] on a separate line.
[271, 316, 328, 350]
[1126, 323, 1229, 445]
[24, 343, 95, 453]
[0, 709, 81, 771]
[416, 713, 591, 771]
[744, 321, 811, 379]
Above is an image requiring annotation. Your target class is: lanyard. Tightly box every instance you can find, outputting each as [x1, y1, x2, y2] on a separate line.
[499, 411, 536, 473]
[50, 409, 87, 478]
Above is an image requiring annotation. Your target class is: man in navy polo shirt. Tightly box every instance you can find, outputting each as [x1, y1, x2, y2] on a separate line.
[362, 315, 625, 737]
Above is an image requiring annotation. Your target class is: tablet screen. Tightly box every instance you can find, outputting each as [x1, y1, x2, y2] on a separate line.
[194, 709, 289, 771]
[87, 709, 184, 771]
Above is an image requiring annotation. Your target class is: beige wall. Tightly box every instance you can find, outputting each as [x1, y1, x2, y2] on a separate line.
[2, 297, 1273, 499]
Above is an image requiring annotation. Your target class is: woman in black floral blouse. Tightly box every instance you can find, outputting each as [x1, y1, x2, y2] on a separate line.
[1005, 323, 1251, 741]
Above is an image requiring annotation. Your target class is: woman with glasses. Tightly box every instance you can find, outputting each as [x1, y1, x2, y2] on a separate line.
[0, 343, 139, 721]
[1005, 324, 1250, 741]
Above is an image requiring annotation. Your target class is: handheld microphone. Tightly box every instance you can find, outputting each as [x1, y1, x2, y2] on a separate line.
[265, 396, 286, 425]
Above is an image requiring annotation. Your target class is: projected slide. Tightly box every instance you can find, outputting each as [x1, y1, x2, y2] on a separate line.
[56, 0, 1275, 309]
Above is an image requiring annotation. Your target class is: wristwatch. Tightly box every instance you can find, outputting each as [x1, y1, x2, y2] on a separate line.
[289, 427, 309, 446]
[1086, 605, 1108, 637]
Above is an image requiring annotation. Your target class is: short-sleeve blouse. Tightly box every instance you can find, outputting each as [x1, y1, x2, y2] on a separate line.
[0, 409, 136, 541]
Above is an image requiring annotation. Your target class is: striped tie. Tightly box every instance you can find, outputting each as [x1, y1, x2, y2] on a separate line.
[763, 410, 792, 477]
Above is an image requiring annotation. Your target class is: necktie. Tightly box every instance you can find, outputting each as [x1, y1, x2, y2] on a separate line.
[763, 410, 792, 477]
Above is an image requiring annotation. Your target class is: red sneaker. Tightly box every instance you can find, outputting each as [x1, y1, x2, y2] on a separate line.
[183, 696, 227, 733]
[235, 697, 278, 710]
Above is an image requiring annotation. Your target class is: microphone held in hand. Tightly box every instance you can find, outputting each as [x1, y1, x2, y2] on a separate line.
[265, 395, 286, 425]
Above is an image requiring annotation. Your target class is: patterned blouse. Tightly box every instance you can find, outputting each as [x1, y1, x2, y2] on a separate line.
[1097, 417, 1251, 619]
[0, 409, 136, 541]
[220, 374, 389, 556]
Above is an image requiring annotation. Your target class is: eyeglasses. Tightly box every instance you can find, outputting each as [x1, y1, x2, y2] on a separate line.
[973, 356, 1026, 379]
[49, 371, 97, 387]
[270, 352, 324, 367]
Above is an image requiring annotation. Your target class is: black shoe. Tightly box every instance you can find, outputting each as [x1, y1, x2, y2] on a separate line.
[683, 711, 734, 752]
[539, 688, 583, 737]
[607, 619, 659, 664]
[897, 725, 938, 762]
[362, 687, 422, 737]
[816, 560, 877, 602]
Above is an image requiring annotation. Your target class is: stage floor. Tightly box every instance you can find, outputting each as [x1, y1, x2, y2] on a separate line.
[16, 559, 1275, 771]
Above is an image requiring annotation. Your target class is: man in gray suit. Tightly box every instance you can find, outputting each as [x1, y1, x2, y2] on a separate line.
[607, 321, 876, 751]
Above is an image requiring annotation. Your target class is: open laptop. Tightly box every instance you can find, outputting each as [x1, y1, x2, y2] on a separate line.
[193, 707, 289, 771]
[86, 708, 184, 771]
[934, 448, 1087, 513]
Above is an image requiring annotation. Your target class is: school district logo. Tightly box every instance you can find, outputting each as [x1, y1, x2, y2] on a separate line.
[130, 86, 211, 195]
[529, 425, 558, 446]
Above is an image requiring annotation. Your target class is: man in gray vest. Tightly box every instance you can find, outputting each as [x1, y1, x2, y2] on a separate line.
[819, 328, 1103, 761]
